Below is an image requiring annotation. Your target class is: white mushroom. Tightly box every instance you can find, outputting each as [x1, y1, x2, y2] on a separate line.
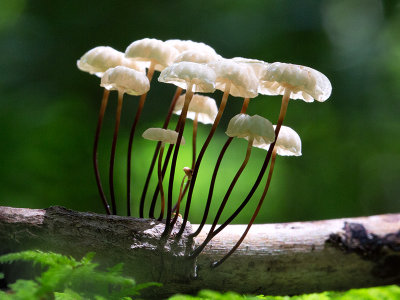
[124, 38, 179, 214]
[100, 66, 150, 95]
[100, 66, 150, 215]
[77, 46, 145, 77]
[258, 125, 302, 156]
[225, 114, 275, 148]
[158, 62, 217, 229]
[125, 38, 179, 72]
[212, 125, 302, 268]
[260, 62, 332, 102]
[174, 93, 218, 168]
[173, 94, 218, 125]
[142, 128, 185, 145]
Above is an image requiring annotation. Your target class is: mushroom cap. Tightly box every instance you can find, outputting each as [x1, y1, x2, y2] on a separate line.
[173, 94, 218, 124]
[232, 57, 269, 78]
[100, 66, 150, 96]
[142, 128, 185, 145]
[207, 59, 259, 98]
[158, 62, 216, 93]
[174, 50, 222, 64]
[77, 46, 126, 77]
[260, 62, 332, 102]
[226, 114, 275, 148]
[257, 125, 302, 156]
[165, 39, 218, 56]
[125, 38, 179, 72]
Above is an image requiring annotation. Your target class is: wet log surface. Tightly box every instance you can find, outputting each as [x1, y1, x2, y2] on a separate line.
[0, 206, 399, 298]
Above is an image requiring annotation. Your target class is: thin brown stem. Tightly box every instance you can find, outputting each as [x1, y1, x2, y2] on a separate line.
[170, 174, 189, 228]
[140, 87, 182, 218]
[212, 148, 278, 268]
[240, 97, 250, 113]
[157, 144, 165, 221]
[191, 137, 254, 257]
[126, 62, 155, 216]
[171, 177, 190, 213]
[209, 89, 291, 239]
[109, 90, 124, 215]
[177, 82, 232, 237]
[190, 97, 250, 238]
[93, 89, 111, 215]
[164, 84, 194, 234]
[192, 113, 198, 170]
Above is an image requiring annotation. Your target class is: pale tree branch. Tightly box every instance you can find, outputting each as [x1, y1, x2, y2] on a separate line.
[0, 206, 399, 299]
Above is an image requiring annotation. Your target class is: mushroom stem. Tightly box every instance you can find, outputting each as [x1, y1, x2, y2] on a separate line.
[165, 83, 194, 233]
[191, 137, 254, 258]
[192, 113, 198, 170]
[171, 178, 190, 214]
[212, 147, 278, 268]
[190, 97, 249, 238]
[170, 174, 189, 228]
[126, 62, 155, 217]
[240, 97, 250, 113]
[109, 90, 124, 215]
[139, 87, 182, 218]
[177, 82, 232, 238]
[205, 89, 291, 239]
[93, 89, 112, 215]
[157, 143, 166, 221]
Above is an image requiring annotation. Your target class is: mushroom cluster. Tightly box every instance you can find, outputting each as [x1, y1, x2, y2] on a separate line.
[77, 38, 332, 266]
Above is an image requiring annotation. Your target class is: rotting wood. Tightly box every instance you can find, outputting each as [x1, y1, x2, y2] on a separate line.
[0, 206, 399, 298]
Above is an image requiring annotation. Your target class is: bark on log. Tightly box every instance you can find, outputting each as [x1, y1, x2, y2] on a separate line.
[0, 206, 399, 299]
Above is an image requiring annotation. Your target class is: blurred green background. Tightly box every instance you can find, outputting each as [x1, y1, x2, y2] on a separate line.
[0, 0, 399, 225]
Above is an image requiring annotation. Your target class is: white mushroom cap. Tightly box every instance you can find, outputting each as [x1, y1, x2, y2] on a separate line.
[226, 114, 275, 148]
[77, 46, 146, 77]
[165, 39, 218, 56]
[260, 62, 332, 102]
[173, 94, 218, 124]
[232, 57, 269, 79]
[125, 38, 179, 72]
[174, 50, 222, 64]
[257, 125, 302, 156]
[100, 66, 150, 96]
[158, 62, 216, 93]
[207, 59, 259, 98]
[142, 128, 185, 145]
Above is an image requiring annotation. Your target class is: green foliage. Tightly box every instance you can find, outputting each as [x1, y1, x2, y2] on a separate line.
[169, 285, 400, 300]
[0, 250, 161, 300]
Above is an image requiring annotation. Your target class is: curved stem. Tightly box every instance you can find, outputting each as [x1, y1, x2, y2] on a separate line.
[109, 90, 124, 215]
[209, 89, 291, 238]
[191, 137, 254, 258]
[126, 62, 155, 216]
[170, 174, 189, 228]
[164, 84, 194, 234]
[171, 177, 190, 213]
[192, 113, 198, 170]
[212, 148, 278, 268]
[177, 82, 232, 237]
[157, 144, 166, 221]
[93, 89, 111, 215]
[190, 97, 250, 237]
[139, 87, 182, 218]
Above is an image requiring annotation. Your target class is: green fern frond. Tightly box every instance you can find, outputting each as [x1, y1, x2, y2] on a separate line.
[0, 250, 160, 300]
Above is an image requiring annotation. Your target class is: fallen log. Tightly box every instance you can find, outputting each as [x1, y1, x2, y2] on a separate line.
[0, 206, 399, 298]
